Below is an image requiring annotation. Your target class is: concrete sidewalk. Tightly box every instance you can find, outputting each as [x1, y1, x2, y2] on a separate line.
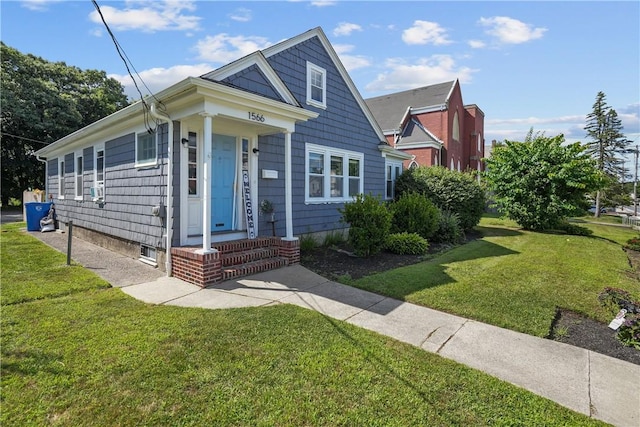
[28, 228, 640, 427]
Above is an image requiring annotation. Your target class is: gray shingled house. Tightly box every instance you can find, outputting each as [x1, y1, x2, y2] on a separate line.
[34, 27, 410, 287]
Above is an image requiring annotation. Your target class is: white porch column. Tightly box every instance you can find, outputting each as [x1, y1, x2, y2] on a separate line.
[198, 114, 214, 253]
[284, 131, 295, 240]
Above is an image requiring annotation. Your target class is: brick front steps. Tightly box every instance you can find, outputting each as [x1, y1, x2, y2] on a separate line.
[171, 237, 299, 288]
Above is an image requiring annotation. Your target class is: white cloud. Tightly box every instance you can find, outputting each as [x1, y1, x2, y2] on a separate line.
[479, 16, 547, 44]
[109, 63, 213, 99]
[333, 22, 362, 37]
[617, 103, 640, 135]
[88, 1, 201, 33]
[310, 1, 336, 7]
[487, 115, 585, 126]
[468, 40, 485, 49]
[229, 7, 252, 22]
[333, 44, 371, 71]
[365, 55, 476, 93]
[20, 0, 62, 11]
[194, 34, 273, 64]
[402, 20, 452, 46]
[485, 115, 588, 144]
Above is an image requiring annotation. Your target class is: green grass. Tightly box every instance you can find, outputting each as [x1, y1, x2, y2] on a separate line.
[352, 216, 640, 337]
[1, 223, 604, 426]
[1, 223, 111, 305]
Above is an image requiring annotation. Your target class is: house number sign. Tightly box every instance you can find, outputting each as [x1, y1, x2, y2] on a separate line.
[248, 112, 265, 122]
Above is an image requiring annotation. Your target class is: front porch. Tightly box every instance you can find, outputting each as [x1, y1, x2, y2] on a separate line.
[171, 237, 300, 288]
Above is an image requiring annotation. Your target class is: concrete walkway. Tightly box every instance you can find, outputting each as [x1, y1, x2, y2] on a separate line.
[27, 228, 640, 427]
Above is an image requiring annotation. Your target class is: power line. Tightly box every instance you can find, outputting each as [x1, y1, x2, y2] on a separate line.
[0, 132, 51, 146]
[91, 0, 168, 131]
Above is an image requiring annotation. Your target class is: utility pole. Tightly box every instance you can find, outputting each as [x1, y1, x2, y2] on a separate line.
[634, 145, 638, 216]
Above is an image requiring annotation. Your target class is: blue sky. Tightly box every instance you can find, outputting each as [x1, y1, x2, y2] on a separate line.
[2, 0, 639, 149]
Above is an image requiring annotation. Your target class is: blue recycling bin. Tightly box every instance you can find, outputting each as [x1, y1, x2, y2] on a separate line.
[25, 202, 52, 231]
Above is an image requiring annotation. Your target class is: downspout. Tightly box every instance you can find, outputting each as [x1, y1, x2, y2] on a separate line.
[36, 156, 48, 199]
[149, 103, 173, 276]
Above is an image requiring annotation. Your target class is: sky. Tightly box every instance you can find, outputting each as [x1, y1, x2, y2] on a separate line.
[2, 0, 639, 153]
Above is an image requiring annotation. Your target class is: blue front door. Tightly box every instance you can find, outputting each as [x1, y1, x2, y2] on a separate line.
[211, 134, 237, 231]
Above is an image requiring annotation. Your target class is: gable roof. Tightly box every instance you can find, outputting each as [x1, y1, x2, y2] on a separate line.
[399, 118, 443, 146]
[364, 80, 456, 132]
[262, 27, 387, 143]
[201, 51, 300, 107]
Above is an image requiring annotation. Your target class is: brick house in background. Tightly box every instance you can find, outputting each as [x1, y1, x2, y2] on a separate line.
[365, 79, 485, 178]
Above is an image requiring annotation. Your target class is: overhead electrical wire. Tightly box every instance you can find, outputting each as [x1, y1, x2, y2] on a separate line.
[90, 0, 169, 132]
[0, 132, 51, 146]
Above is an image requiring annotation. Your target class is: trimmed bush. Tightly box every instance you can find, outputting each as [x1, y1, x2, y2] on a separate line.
[390, 192, 440, 239]
[625, 237, 640, 252]
[433, 210, 464, 244]
[395, 166, 485, 230]
[339, 193, 392, 257]
[385, 232, 429, 255]
[555, 222, 593, 237]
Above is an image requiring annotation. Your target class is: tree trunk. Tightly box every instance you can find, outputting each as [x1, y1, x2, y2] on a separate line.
[594, 190, 601, 218]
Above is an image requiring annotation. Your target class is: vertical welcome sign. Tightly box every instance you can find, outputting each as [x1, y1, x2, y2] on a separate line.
[242, 170, 256, 239]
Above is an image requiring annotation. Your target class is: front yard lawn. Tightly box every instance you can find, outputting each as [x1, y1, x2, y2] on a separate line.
[351, 217, 640, 338]
[1, 222, 604, 426]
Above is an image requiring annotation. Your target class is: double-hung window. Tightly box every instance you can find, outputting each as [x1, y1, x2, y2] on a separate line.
[306, 62, 326, 109]
[92, 144, 105, 201]
[136, 130, 157, 166]
[75, 152, 83, 200]
[385, 160, 403, 200]
[95, 145, 105, 186]
[305, 143, 363, 203]
[58, 159, 65, 199]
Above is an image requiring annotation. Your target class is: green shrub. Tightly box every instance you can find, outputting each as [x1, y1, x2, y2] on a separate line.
[323, 230, 346, 247]
[433, 210, 464, 244]
[390, 192, 440, 239]
[556, 222, 594, 236]
[395, 166, 485, 230]
[299, 234, 317, 252]
[598, 287, 640, 349]
[339, 193, 392, 257]
[385, 232, 429, 255]
[625, 237, 640, 251]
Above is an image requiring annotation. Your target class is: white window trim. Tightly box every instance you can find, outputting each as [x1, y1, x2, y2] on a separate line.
[305, 143, 363, 204]
[58, 158, 65, 199]
[74, 151, 83, 200]
[94, 143, 105, 186]
[306, 61, 327, 109]
[385, 159, 403, 200]
[135, 131, 158, 167]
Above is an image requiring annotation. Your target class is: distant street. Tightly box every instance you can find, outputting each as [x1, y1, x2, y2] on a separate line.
[1, 210, 23, 224]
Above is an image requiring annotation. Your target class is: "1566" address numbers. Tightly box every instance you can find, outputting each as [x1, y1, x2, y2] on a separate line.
[248, 112, 265, 122]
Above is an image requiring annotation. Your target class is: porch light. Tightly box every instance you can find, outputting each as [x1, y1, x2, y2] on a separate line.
[252, 148, 260, 156]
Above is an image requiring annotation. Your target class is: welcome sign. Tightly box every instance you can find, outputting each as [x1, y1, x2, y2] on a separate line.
[242, 170, 256, 239]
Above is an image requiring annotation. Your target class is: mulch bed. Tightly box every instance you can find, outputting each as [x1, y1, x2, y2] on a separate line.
[300, 235, 640, 365]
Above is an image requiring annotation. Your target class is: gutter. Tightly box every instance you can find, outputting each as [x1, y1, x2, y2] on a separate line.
[149, 103, 174, 276]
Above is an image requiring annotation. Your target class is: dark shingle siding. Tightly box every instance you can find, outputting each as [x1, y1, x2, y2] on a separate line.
[52, 124, 175, 249]
[221, 64, 284, 102]
[259, 35, 385, 235]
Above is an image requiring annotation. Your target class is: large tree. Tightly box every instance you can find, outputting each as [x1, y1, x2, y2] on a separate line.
[584, 91, 632, 216]
[0, 43, 129, 206]
[484, 132, 604, 231]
